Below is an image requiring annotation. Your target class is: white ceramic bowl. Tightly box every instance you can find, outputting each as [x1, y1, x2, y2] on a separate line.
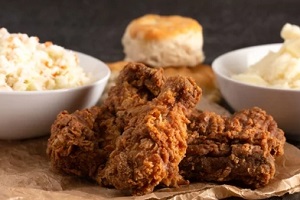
[212, 43, 300, 141]
[0, 52, 110, 140]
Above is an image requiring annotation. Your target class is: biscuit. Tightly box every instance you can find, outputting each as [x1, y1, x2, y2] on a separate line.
[122, 14, 205, 67]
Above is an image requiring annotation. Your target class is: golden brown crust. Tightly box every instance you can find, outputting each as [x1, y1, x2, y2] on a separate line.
[126, 14, 202, 40]
[180, 107, 285, 188]
[47, 63, 285, 194]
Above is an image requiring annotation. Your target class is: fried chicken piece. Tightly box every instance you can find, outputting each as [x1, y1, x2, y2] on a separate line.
[180, 107, 285, 188]
[98, 76, 202, 195]
[47, 63, 166, 179]
[46, 106, 101, 177]
[46, 105, 121, 178]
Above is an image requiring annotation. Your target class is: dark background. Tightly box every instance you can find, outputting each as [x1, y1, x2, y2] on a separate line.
[0, 1, 299, 199]
[1, 0, 300, 64]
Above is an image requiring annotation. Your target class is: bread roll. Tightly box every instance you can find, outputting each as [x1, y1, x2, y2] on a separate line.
[101, 14, 220, 104]
[122, 14, 205, 68]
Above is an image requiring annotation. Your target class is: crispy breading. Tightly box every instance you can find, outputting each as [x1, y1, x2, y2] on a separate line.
[47, 63, 285, 195]
[98, 75, 201, 195]
[47, 63, 166, 178]
[47, 103, 125, 178]
[180, 107, 285, 188]
[47, 63, 201, 195]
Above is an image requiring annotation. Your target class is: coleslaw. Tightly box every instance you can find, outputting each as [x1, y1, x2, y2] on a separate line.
[0, 28, 90, 91]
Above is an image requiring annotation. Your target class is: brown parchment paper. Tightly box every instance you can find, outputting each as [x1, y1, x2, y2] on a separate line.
[1, 137, 300, 200]
[0, 101, 299, 200]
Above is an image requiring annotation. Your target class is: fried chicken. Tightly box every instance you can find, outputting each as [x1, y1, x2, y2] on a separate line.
[47, 63, 166, 179]
[46, 105, 120, 178]
[98, 75, 201, 195]
[47, 62, 285, 195]
[179, 107, 285, 188]
[47, 62, 201, 195]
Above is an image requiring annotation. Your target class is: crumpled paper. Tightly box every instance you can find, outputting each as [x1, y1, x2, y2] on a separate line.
[0, 100, 299, 200]
[0, 138, 299, 200]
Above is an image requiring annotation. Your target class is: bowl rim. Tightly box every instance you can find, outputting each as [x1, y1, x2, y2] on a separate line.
[212, 43, 300, 93]
[0, 51, 111, 95]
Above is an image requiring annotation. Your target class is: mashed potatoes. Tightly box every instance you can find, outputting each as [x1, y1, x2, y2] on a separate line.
[232, 23, 300, 89]
[0, 28, 90, 91]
